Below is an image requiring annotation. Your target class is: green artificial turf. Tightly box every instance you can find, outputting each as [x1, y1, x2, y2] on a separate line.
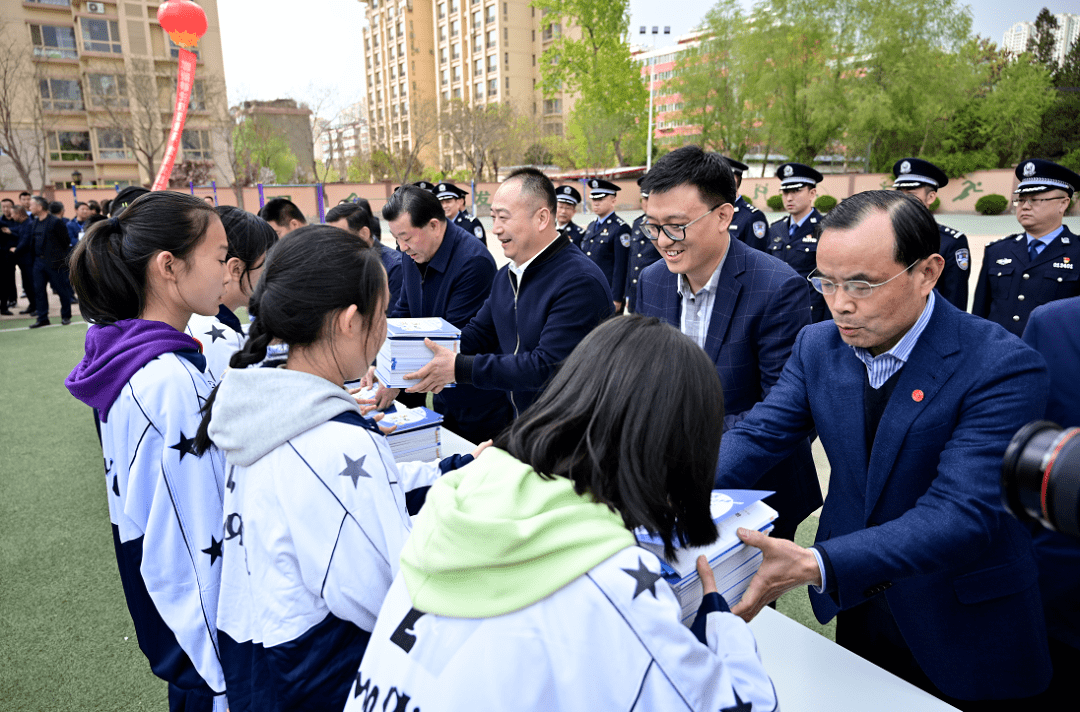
[0, 320, 832, 710]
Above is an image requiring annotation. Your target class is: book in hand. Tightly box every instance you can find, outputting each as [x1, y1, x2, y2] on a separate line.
[636, 490, 777, 626]
[380, 406, 443, 463]
[376, 317, 461, 388]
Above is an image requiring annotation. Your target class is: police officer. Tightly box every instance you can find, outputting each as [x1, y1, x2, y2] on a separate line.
[973, 158, 1080, 337]
[580, 178, 630, 310]
[554, 185, 585, 246]
[435, 182, 486, 246]
[892, 158, 971, 311]
[767, 162, 827, 322]
[624, 177, 662, 313]
[412, 180, 437, 193]
[722, 156, 769, 252]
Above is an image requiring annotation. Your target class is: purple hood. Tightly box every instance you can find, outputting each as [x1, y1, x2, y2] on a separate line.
[66, 319, 201, 421]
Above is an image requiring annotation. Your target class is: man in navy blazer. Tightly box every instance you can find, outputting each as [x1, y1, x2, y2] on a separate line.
[634, 146, 820, 541]
[720, 191, 1051, 707]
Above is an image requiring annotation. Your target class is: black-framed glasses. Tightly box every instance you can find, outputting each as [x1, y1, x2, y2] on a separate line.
[808, 259, 922, 299]
[642, 205, 722, 242]
[1013, 196, 1068, 207]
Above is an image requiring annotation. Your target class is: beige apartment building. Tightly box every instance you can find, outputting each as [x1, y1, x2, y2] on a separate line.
[359, 0, 573, 174]
[0, 0, 230, 191]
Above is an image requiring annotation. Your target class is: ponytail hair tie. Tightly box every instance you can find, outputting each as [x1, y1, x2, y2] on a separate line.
[107, 217, 121, 232]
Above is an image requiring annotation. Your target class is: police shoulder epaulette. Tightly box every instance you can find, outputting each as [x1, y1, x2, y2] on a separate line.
[986, 234, 1020, 246]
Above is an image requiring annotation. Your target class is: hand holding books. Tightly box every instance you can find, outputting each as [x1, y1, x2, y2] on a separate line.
[403, 338, 457, 394]
[730, 527, 824, 623]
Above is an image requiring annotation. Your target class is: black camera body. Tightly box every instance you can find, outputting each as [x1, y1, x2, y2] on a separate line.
[1002, 421, 1080, 539]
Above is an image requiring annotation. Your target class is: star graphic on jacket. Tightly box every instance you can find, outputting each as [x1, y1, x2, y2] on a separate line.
[170, 432, 197, 461]
[622, 557, 663, 600]
[201, 536, 222, 566]
[205, 325, 226, 343]
[112, 475, 120, 497]
[720, 689, 753, 712]
[339, 454, 371, 488]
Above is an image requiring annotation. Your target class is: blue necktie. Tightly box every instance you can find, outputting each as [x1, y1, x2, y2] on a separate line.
[789, 222, 797, 236]
[1028, 240, 1043, 262]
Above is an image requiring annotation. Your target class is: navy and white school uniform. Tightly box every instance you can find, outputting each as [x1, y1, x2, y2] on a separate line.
[186, 305, 246, 385]
[66, 321, 229, 712]
[205, 367, 458, 712]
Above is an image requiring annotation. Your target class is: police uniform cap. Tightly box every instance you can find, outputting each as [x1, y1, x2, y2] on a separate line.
[109, 186, 150, 217]
[412, 180, 436, 193]
[776, 163, 823, 190]
[556, 185, 582, 205]
[636, 174, 650, 198]
[436, 183, 468, 200]
[722, 156, 750, 177]
[588, 178, 620, 198]
[1015, 159, 1080, 197]
[892, 158, 948, 191]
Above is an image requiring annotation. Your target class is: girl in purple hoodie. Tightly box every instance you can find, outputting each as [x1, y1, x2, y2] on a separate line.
[65, 192, 231, 712]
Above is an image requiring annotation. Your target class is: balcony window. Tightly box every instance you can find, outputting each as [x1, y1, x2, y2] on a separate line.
[26, 0, 71, 5]
[487, 78, 497, 96]
[440, 48, 446, 64]
[39, 78, 83, 111]
[441, 69, 448, 86]
[49, 131, 92, 161]
[82, 18, 122, 53]
[87, 73, 128, 108]
[473, 35, 482, 53]
[97, 129, 134, 160]
[398, 42, 404, 57]
[543, 98, 562, 114]
[474, 58, 483, 74]
[30, 25, 78, 59]
[474, 82, 482, 100]
[449, 0, 458, 12]
[487, 54, 496, 72]
[451, 42, 460, 60]
[452, 66, 461, 82]
[438, 2, 445, 19]
[472, 10, 481, 26]
[189, 80, 206, 111]
[450, 20, 459, 37]
[485, 6, 495, 22]
[486, 29, 496, 48]
[453, 87, 461, 99]
[182, 129, 212, 160]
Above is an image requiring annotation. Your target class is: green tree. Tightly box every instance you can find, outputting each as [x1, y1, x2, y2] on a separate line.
[233, 117, 299, 184]
[1031, 27, 1080, 167]
[1028, 7, 1060, 69]
[533, 0, 647, 166]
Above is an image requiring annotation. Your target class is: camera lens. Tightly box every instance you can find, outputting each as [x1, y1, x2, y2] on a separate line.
[1002, 421, 1080, 539]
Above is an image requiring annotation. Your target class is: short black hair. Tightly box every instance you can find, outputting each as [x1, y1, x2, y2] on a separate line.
[382, 185, 445, 227]
[69, 192, 218, 324]
[325, 202, 374, 236]
[643, 145, 736, 207]
[216, 206, 279, 285]
[18, 191, 30, 198]
[495, 314, 725, 560]
[505, 167, 557, 214]
[1, 198, 14, 206]
[31, 196, 48, 210]
[74, 201, 88, 210]
[260, 198, 306, 227]
[820, 190, 939, 267]
[48, 201, 64, 215]
[88, 200, 101, 212]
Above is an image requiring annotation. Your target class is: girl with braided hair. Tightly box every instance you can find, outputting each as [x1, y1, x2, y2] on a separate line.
[65, 191, 231, 712]
[191, 225, 486, 712]
[184, 206, 278, 384]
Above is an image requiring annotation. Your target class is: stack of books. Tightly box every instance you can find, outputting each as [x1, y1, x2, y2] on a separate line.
[379, 406, 444, 463]
[636, 490, 777, 626]
[374, 317, 461, 389]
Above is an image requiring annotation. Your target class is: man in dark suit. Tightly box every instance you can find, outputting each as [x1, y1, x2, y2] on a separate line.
[767, 162, 829, 323]
[892, 158, 971, 311]
[635, 146, 819, 541]
[720, 190, 1052, 708]
[722, 156, 769, 252]
[28, 196, 73, 328]
[973, 159, 1080, 336]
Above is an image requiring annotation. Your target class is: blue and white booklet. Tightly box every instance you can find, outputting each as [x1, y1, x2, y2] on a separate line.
[636, 490, 777, 625]
[377, 318, 461, 388]
[379, 407, 443, 463]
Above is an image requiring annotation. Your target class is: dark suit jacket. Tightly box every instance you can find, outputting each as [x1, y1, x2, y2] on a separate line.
[32, 214, 71, 269]
[717, 296, 1052, 700]
[635, 238, 821, 534]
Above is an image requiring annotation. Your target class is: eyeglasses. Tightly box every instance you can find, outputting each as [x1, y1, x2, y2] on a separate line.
[1013, 196, 1069, 207]
[808, 259, 922, 299]
[642, 205, 722, 242]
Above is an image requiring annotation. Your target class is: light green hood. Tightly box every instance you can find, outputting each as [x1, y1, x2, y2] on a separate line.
[400, 447, 635, 618]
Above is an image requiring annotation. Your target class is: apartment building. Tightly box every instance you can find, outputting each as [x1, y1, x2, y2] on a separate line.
[359, 0, 573, 174]
[0, 0, 231, 190]
[1003, 14, 1079, 65]
[314, 101, 371, 178]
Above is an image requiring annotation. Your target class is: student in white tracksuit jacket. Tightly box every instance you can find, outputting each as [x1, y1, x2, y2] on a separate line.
[65, 193, 232, 712]
[346, 315, 778, 712]
[193, 226, 484, 712]
[185, 206, 277, 384]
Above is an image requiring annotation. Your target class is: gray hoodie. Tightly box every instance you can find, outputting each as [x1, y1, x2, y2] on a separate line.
[208, 367, 361, 467]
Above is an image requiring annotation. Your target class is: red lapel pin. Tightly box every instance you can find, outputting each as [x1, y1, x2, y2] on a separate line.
[912, 389, 924, 402]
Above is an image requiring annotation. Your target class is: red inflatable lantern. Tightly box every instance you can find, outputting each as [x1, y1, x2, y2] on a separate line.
[152, 0, 209, 191]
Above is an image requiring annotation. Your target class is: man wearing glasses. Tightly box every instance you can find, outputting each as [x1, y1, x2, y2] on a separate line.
[716, 190, 1052, 708]
[767, 162, 830, 322]
[972, 158, 1080, 336]
[634, 146, 819, 543]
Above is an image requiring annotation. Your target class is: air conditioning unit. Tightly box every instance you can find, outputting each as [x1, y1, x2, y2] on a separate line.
[87, 2, 106, 14]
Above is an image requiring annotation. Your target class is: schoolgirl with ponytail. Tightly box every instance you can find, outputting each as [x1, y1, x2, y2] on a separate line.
[64, 192, 231, 712]
[192, 225, 487, 712]
[184, 206, 278, 383]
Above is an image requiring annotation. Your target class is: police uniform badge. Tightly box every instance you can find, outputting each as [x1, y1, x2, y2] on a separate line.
[784, 165, 793, 177]
[955, 248, 970, 271]
[1023, 162, 1036, 177]
[474, 226, 484, 238]
[620, 233, 630, 248]
[753, 221, 766, 239]
[900, 160, 911, 174]
[590, 179, 598, 188]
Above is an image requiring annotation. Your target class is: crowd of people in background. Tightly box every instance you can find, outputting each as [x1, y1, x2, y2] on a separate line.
[30, 146, 1080, 712]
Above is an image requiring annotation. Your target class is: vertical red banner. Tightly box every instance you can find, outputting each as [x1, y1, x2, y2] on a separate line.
[152, 48, 197, 191]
